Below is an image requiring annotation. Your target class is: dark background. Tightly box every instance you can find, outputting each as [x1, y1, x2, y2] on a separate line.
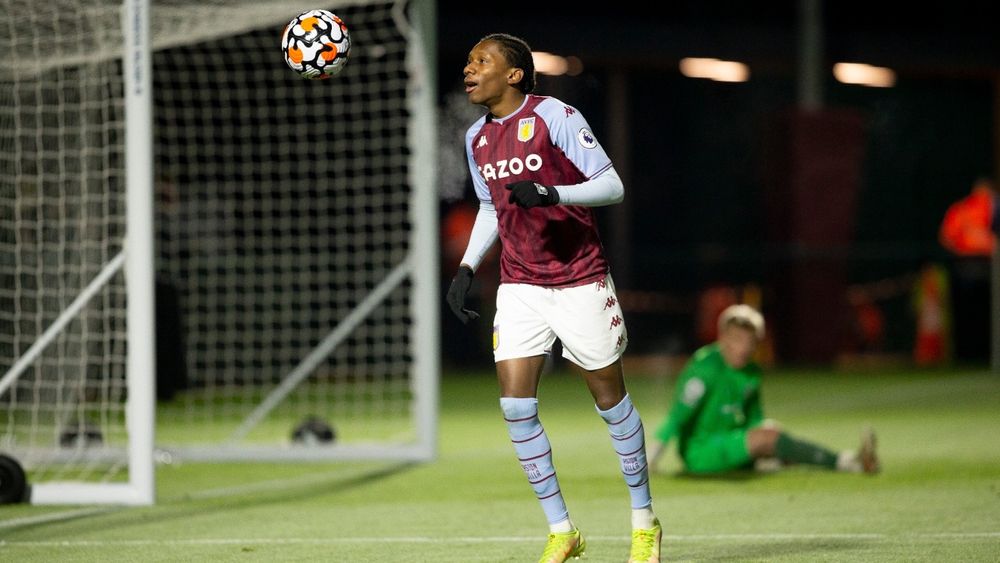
[434, 1, 1000, 368]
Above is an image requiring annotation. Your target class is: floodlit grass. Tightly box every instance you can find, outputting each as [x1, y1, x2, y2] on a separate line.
[2, 367, 998, 561]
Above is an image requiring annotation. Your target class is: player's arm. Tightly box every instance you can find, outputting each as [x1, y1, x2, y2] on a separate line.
[506, 167, 625, 208]
[650, 367, 709, 471]
[446, 131, 500, 324]
[506, 99, 624, 208]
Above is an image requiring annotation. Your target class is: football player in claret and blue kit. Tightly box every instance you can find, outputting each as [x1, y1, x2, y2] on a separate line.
[444, 33, 661, 563]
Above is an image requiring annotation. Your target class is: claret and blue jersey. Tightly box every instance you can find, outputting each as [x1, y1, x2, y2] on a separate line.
[465, 94, 614, 288]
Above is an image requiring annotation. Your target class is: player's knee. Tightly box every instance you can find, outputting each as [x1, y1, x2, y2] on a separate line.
[760, 418, 782, 431]
[747, 427, 780, 457]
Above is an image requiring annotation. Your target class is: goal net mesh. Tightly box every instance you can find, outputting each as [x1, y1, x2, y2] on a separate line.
[1, 0, 428, 490]
[1, 0, 130, 483]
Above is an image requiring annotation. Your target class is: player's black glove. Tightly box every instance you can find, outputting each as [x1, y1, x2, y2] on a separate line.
[445, 265, 480, 324]
[505, 181, 560, 208]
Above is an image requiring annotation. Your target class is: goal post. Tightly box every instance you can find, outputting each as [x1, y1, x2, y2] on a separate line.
[122, 0, 156, 506]
[0, 0, 438, 504]
[0, 0, 155, 506]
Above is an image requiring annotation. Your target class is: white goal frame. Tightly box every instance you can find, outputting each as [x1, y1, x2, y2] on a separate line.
[159, 0, 440, 464]
[0, 0, 439, 504]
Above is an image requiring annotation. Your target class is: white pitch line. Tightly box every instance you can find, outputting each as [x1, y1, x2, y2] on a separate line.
[1, 533, 998, 547]
[0, 508, 116, 530]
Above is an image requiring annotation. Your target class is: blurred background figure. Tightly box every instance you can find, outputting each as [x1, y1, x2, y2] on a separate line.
[938, 177, 998, 365]
[440, 199, 496, 367]
[649, 304, 879, 476]
[154, 175, 189, 401]
[939, 177, 998, 257]
[911, 263, 952, 366]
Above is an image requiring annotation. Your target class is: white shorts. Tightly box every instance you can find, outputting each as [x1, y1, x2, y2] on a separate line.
[492, 274, 628, 370]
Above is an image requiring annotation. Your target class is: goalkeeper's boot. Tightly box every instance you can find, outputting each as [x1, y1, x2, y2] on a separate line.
[628, 518, 662, 563]
[859, 426, 880, 475]
[538, 528, 586, 563]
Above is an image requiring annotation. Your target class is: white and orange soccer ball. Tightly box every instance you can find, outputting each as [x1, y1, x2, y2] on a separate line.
[281, 9, 351, 79]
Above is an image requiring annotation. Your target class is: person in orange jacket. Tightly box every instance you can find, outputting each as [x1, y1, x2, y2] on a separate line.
[938, 177, 998, 363]
[939, 177, 997, 256]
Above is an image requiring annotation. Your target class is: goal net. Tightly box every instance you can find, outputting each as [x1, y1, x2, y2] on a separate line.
[0, 0, 438, 505]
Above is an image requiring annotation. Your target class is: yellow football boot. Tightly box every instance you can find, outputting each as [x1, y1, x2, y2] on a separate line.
[538, 528, 586, 563]
[627, 518, 661, 563]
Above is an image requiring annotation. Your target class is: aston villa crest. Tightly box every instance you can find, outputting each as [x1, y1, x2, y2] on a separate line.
[517, 117, 536, 142]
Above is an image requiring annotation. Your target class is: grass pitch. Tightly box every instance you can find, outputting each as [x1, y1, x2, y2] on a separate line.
[1, 366, 998, 561]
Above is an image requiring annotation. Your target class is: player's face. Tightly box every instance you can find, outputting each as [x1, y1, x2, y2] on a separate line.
[719, 325, 758, 370]
[463, 40, 518, 109]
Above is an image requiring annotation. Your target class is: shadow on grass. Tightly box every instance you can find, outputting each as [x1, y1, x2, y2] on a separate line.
[671, 469, 769, 482]
[4, 461, 418, 536]
[670, 538, 871, 561]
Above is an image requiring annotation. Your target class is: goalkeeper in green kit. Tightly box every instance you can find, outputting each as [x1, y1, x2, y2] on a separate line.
[649, 304, 879, 475]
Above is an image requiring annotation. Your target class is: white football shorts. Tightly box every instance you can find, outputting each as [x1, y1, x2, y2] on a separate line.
[492, 274, 628, 370]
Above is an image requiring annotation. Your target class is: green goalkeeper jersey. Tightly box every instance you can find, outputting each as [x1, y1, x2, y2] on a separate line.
[654, 343, 764, 457]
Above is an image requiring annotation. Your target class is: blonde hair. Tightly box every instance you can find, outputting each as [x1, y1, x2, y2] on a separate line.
[718, 304, 765, 340]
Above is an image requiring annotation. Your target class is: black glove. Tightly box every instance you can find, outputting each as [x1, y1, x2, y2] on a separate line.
[445, 265, 479, 324]
[505, 181, 560, 208]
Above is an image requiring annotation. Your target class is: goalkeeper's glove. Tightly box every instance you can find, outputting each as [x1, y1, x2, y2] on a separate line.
[445, 265, 480, 324]
[505, 181, 560, 208]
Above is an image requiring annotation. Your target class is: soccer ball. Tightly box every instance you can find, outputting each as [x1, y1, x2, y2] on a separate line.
[281, 9, 351, 79]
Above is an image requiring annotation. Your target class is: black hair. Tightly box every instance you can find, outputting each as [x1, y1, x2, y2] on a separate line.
[480, 33, 536, 94]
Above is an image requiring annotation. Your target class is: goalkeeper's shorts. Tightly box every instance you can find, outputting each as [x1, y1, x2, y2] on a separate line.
[682, 429, 754, 474]
[493, 274, 627, 370]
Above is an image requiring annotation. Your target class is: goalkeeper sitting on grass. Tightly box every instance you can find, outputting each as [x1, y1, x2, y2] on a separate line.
[648, 304, 879, 475]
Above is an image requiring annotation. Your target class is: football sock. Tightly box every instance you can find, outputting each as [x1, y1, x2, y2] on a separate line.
[631, 507, 657, 530]
[835, 450, 864, 473]
[775, 432, 838, 468]
[549, 518, 574, 533]
[500, 397, 569, 526]
[596, 394, 653, 513]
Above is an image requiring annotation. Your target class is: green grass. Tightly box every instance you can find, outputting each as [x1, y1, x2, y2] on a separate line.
[2, 367, 999, 561]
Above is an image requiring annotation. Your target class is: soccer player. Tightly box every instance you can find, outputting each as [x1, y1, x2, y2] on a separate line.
[648, 304, 880, 476]
[445, 33, 661, 563]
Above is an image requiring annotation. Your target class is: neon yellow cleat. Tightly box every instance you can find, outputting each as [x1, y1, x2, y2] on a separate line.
[538, 528, 586, 563]
[628, 518, 662, 563]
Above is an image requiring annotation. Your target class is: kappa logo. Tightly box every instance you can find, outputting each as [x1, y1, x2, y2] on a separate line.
[564, 106, 575, 117]
[476, 135, 488, 149]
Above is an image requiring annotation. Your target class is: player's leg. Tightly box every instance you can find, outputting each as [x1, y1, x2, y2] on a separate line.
[550, 275, 660, 562]
[746, 420, 783, 472]
[747, 425, 838, 468]
[494, 284, 584, 562]
[582, 360, 661, 563]
[581, 360, 653, 517]
[684, 430, 756, 474]
[756, 425, 879, 473]
[746, 426, 781, 457]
